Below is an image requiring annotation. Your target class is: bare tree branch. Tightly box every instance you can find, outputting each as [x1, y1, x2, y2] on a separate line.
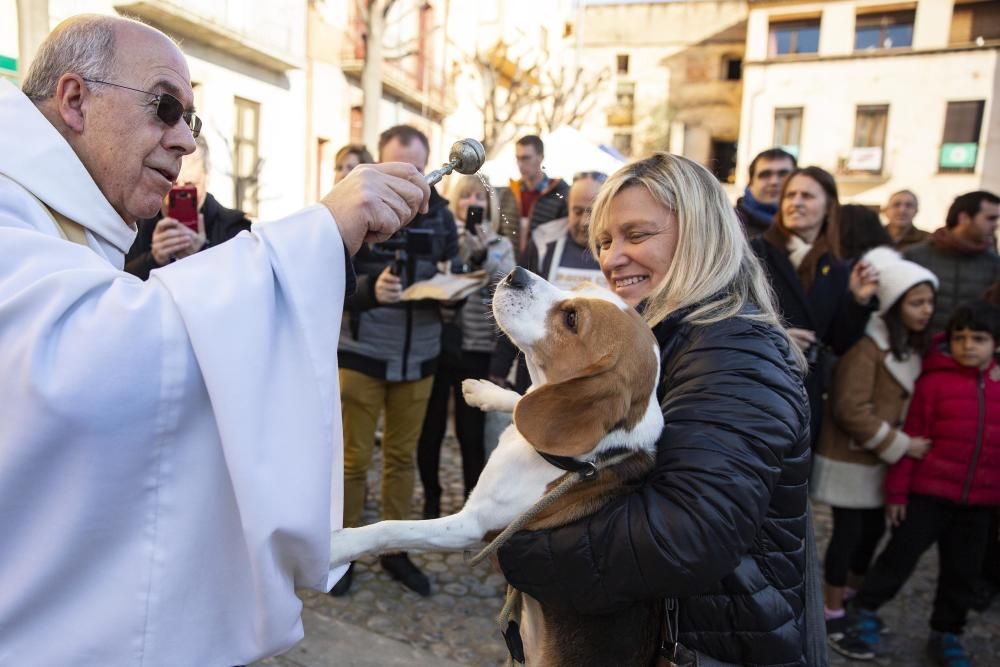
[536, 65, 610, 134]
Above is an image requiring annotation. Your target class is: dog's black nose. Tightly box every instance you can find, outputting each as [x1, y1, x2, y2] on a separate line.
[504, 266, 532, 290]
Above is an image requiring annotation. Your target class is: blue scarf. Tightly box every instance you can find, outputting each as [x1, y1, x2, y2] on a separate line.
[737, 187, 777, 232]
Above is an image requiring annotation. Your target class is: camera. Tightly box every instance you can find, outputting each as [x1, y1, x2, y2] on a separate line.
[374, 228, 437, 284]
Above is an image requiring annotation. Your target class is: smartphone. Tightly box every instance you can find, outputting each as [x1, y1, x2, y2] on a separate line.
[465, 205, 485, 234]
[168, 185, 199, 232]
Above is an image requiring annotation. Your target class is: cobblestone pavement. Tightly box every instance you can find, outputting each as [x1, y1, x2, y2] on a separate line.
[264, 434, 999, 666]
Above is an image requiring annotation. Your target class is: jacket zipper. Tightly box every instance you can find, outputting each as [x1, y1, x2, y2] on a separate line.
[960, 373, 986, 504]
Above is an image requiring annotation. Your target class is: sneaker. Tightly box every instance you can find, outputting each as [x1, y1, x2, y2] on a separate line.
[846, 608, 888, 650]
[380, 552, 431, 597]
[328, 561, 355, 597]
[826, 615, 876, 660]
[926, 631, 971, 667]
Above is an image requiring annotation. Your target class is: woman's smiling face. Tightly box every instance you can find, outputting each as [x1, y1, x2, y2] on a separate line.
[596, 185, 679, 308]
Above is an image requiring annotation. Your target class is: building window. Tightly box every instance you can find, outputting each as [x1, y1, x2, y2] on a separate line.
[855, 10, 915, 51]
[768, 19, 821, 56]
[349, 105, 363, 144]
[773, 107, 803, 158]
[722, 56, 742, 81]
[613, 132, 633, 157]
[710, 140, 738, 183]
[940, 100, 985, 172]
[234, 97, 260, 217]
[949, 0, 1000, 45]
[848, 105, 889, 173]
[616, 53, 630, 74]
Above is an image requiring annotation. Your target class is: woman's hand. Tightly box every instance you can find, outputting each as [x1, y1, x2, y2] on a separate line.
[906, 436, 931, 459]
[459, 218, 490, 257]
[887, 503, 907, 527]
[786, 327, 817, 352]
[849, 259, 879, 306]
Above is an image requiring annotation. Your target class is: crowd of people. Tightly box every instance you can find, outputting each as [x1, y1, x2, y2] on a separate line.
[321, 131, 999, 665]
[1, 13, 998, 667]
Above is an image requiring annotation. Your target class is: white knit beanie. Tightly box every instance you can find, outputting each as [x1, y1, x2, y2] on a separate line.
[862, 247, 939, 315]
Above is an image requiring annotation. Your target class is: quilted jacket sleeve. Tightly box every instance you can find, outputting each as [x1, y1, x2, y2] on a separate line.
[497, 317, 808, 614]
[830, 339, 910, 464]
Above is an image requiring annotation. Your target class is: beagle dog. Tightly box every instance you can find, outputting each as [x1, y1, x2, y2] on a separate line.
[329, 267, 665, 666]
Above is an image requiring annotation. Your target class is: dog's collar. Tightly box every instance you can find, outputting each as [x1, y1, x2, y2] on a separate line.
[538, 447, 632, 477]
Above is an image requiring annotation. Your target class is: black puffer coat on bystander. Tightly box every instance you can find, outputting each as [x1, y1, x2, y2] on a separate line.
[497, 303, 813, 666]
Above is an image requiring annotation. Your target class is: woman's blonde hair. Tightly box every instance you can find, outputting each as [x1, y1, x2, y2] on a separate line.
[589, 153, 796, 353]
[446, 173, 500, 233]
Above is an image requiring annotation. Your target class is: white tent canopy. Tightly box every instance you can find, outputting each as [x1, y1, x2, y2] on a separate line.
[480, 126, 626, 186]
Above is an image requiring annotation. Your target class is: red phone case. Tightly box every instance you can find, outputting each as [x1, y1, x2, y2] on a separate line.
[168, 185, 199, 231]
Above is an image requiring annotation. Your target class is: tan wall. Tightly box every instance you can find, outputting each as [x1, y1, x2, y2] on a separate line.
[577, 1, 747, 165]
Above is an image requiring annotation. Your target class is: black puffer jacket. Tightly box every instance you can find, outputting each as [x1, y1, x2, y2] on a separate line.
[497, 305, 812, 666]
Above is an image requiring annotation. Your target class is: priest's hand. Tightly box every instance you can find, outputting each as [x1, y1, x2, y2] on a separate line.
[322, 162, 430, 255]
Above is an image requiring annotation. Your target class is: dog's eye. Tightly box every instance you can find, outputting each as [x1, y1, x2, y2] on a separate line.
[563, 309, 577, 332]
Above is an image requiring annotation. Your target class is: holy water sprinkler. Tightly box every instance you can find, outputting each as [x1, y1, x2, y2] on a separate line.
[424, 138, 486, 186]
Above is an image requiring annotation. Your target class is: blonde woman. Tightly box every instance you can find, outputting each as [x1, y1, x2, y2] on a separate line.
[496, 154, 817, 666]
[416, 174, 514, 518]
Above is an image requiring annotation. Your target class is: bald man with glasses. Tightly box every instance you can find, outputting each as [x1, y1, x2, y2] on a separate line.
[0, 14, 431, 667]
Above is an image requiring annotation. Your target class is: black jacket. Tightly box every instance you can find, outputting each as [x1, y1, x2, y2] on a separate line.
[337, 187, 458, 381]
[124, 193, 252, 280]
[498, 305, 812, 666]
[750, 237, 873, 443]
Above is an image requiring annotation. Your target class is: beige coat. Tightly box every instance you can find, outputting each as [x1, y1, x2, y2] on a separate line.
[811, 317, 920, 508]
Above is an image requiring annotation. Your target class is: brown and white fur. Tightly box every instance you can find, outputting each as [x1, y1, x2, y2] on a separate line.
[329, 267, 665, 665]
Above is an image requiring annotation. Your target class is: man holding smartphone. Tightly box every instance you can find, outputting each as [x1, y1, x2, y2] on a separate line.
[125, 135, 252, 279]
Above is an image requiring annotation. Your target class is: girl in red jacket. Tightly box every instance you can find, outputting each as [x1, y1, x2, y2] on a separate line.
[848, 301, 1000, 666]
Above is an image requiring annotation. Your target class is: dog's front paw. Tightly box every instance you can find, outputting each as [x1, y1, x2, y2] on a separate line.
[462, 379, 519, 413]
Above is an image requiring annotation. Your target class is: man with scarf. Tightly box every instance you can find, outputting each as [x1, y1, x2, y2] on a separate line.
[904, 190, 999, 332]
[736, 148, 797, 238]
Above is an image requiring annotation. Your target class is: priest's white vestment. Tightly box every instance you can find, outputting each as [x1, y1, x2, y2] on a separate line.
[0, 80, 348, 665]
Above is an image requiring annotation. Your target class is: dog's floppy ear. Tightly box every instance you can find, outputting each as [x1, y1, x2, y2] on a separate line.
[513, 356, 628, 457]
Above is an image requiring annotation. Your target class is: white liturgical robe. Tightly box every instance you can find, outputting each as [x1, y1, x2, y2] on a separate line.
[0, 80, 348, 665]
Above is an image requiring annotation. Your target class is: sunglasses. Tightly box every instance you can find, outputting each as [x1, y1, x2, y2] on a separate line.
[82, 79, 202, 138]
[573, 171, 608, 183]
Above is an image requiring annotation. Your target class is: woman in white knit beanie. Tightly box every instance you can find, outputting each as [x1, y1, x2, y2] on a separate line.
[811, 246, 939, 660]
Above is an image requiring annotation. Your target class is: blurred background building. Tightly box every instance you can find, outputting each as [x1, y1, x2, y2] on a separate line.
[4, 0, 998, 229]
[739, 0, 1000, 229]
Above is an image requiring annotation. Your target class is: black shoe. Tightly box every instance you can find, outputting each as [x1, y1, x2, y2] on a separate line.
[826, 615, 876, 660]
[328, 561, 354, 597]
[970, 579, 999, 612]
[380, 552, 431, 597]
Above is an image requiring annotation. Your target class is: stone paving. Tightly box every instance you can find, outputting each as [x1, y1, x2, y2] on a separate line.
[262, 434, 999, 666]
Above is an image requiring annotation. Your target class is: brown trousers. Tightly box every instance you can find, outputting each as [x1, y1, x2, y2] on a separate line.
[340, 369, 434, 527]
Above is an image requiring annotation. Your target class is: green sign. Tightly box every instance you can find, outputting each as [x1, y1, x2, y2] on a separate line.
[940, 143, 978, 169]
[0, 55, 16, 73]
